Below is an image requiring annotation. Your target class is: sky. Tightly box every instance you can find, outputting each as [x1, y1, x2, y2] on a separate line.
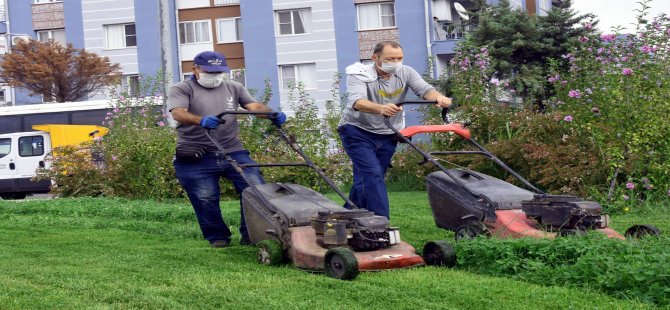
[571, 0, 670, 33]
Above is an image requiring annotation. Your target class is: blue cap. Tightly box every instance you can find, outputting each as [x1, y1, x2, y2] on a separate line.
[193, 51, 229, 73]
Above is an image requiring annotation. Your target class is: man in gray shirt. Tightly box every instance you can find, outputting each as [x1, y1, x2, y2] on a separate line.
[168, 51, 286, 248]
[338, 41, 451, 219]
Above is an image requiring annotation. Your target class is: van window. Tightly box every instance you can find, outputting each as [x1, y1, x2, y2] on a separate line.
[18, 136, 44, 157]
[0, 138, 10, 159]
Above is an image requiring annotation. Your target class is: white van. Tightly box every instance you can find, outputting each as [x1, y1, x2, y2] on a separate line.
[0, 125, 107, 200]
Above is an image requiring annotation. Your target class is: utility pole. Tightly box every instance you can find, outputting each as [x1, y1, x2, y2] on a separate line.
[158, 0, 176, 126]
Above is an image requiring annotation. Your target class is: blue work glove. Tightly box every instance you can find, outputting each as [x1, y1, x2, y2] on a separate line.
[200, 115, 222, 129]
[271, 112, 287, 126]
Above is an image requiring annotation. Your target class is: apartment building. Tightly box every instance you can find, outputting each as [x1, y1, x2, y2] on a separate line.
[175, 0, 245, 84]
[1, 0, 180, 105]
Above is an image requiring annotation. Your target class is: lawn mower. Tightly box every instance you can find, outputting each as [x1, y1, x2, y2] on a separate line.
[385, 101, 661, 241]
[205, 111, 456, 280]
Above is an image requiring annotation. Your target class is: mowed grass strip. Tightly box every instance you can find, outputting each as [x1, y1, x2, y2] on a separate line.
[0, 193, 664, 309]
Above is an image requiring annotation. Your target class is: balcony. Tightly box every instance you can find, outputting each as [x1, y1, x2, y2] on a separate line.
[430, 0, 477, 55]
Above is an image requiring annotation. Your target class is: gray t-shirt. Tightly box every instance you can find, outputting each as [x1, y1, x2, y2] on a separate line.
[339, 65, 435, 134]
[167, 79, 256, 153]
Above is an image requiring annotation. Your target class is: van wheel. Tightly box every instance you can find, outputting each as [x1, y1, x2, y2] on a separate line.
[1, 193, 27, 200]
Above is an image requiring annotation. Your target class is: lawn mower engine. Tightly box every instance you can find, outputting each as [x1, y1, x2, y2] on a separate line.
[311, 210, 400, 251]
[522, 195, 609, 230]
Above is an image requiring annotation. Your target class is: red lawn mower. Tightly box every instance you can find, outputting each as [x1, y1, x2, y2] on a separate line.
[386, 101, 661, 241]
[205, 111, 456, 280]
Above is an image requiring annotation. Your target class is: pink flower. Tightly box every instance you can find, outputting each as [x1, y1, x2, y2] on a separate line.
[622, 68, 633, 76]
[584, 22, 593, 29]
[157, 121, 165, 127]
[667, 188, 670, 197]
[568, 90, 581, 98]
[626, 182, 635, 189]
[93, 136, 103, 141]
[122, 125, 127, 129]
[579, 36, 589, 43]
[112, 155, 118, 161]
[623, 194, 630, 200]
[561, 80, 568, 85]
[113, 108, 120, 113]
[600, 34, 616, 42]
[640, 45, 652, 53]
[563, 115, 573, 122]
[119, 96, 125, 101]
[490, 78, 500, 86]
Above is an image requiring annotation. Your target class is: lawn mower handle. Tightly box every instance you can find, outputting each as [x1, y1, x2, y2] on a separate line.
[216, 110, 279, 121]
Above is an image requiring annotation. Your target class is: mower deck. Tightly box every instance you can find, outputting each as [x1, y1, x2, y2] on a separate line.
[288, 226, 425, 272]
[491, 210, 626, 240]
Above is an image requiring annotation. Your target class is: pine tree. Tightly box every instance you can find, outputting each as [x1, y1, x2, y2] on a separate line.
[464, 0, 597, 106]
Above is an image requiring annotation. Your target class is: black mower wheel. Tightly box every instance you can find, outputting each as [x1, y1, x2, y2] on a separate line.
[325, 247, 359, 280]
[557, 229, 587, 237]
[257, 239, 284, 266]
[454, 221, 488, 241]
[625, 224, 661, 238]
[422, 240, 457, 267]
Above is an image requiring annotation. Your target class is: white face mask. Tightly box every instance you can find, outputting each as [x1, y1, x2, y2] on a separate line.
[197, 72, 225, 88]
[379, 61, 402, 74]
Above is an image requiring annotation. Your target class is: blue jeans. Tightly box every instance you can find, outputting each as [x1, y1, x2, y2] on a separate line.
[338, 124, 398, 218]
[174, 150, 264, 243]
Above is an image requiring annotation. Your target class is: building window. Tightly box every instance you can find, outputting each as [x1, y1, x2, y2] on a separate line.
[214, 0, 239, 5]
[228, 69, 245, 86]
[279, 64, 316, 89]
[104, 24, 136, 49]
[121, 75, 140, 97]
[276, 9, 311, 35]
[357, 2, 395, 30]
[179, 20, 211, 44]
[538, 0, 551, 15]
[182, 73, 193, 81]
[18, 136, 44, 157]
[217, 17, 242, 43]
[37, 29, 66, 45]
[0, 90, 5, 102]
[509, 0, 523, 10]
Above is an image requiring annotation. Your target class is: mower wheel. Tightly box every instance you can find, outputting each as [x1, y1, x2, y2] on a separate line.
[455, 221, 488, 241]
[1, 193, 27, 200]
[625, 224, 661, 238]
[325, 247, 359, 280]
[257, 239, 284, 266]
[557, 229, 587, 237]
[422, 240, 457, 267]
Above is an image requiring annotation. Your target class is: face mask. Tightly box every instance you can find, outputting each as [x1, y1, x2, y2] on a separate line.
[378, 61, 402, 74]
[197, 72, 225, 88]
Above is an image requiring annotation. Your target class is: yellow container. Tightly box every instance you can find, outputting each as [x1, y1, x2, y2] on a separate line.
[31, 124, 109, 148]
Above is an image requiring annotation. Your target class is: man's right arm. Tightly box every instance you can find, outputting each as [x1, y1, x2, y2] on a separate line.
[346, 75, 402, 117]
[171, 108, 203, 126]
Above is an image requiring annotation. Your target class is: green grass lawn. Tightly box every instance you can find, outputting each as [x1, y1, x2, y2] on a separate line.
[1, 192, 667, 309]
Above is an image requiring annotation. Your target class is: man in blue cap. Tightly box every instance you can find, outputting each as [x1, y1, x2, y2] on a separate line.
[167, 51, 287, 248]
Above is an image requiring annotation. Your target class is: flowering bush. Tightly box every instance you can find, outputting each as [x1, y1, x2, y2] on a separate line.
[549, 4, 670, 203]
[38, 74, 182, 199]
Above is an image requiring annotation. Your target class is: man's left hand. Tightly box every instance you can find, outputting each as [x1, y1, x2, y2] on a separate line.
[435, 95, 452, 108]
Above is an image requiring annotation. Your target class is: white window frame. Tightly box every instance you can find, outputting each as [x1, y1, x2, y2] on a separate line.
[37, 29, 66, 45]
[120, 75, 140, 97]
[276, 9, 311, 36]
[356, 2, 396, 31]
[182, 73, 193, 81]
[278, 63, 316, 90]
[179, 20, 212, 45]
[214, 0, 239, 5]
[216, 17, 242, 44]
[103, 23, 137, 50]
